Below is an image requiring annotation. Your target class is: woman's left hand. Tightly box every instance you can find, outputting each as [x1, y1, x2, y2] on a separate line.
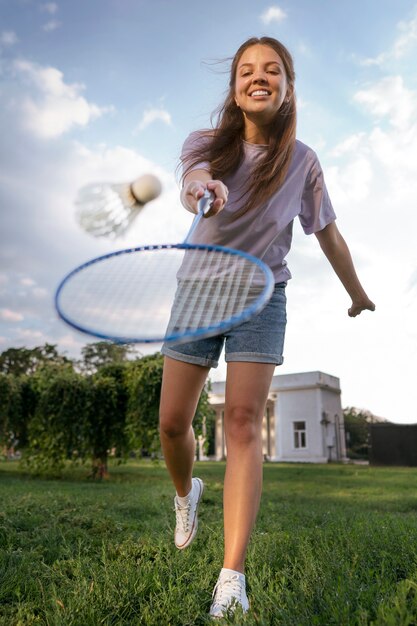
[348, 298, 376, 317]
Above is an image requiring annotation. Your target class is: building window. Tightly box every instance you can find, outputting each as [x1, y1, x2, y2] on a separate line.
[293, 421, 307, 449]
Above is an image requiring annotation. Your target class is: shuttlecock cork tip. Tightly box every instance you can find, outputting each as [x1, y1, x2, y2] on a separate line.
[130, 174, 162, 204]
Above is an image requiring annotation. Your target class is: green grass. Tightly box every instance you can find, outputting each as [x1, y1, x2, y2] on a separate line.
[2, 460, 417, 625]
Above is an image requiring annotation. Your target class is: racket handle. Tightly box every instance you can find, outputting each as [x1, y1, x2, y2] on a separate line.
[198, 189, 215, 215]
[184, 190, 215, 243]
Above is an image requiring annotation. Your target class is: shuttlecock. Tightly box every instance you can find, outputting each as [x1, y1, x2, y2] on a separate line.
[75, 173, 162, 238]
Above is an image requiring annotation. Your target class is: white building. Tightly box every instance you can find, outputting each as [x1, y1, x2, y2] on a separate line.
[209, 371, 347, 463]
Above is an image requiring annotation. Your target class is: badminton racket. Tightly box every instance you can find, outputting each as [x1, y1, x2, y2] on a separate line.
[55, 190, 274, 344]
[75, 173, 162, 238]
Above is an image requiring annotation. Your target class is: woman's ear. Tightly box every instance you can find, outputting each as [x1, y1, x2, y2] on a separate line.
[286, 86, 294, 102]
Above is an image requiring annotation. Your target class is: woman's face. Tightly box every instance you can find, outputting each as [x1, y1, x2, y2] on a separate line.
[234, 44, 290, 128]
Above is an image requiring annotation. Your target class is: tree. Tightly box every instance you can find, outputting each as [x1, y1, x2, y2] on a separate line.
[0, 346, 76, 468]
[22, 361, 130, 478]
[1, 341, 216, 475]
[194, 379, 216, 458]
[125, 354, 164, 456]
[79, 341, 137, 374]
[23, 370, 89, 475]
[86, 376, 119, 479]
[0, 344, 72, 376]
[343, 407, 384, 460]
[0, 348, 34, 377]
[0, 374, 22, 457]
[125, 353, 216, 457]
[86, 364, 130, 479]
[17, 375, 38, 450]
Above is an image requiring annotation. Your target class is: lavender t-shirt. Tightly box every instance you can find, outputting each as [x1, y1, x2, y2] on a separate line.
[182, 131, 336, 283]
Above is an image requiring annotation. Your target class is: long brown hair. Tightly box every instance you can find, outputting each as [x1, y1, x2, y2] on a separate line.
[181, 37, 297, 215]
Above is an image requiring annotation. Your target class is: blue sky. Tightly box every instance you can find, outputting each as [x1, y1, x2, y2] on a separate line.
[1, 0, 417, 423]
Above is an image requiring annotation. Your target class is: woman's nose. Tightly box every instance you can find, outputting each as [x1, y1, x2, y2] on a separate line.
[252, 71, 267, 83]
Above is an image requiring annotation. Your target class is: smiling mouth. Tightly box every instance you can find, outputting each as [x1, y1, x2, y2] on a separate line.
[250, 90, 270, 97]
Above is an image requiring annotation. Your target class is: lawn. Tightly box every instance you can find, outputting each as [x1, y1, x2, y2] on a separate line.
[1, 460, 417, 625]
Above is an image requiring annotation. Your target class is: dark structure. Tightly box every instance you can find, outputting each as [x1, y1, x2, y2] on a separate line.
[369, 423, 417, 466]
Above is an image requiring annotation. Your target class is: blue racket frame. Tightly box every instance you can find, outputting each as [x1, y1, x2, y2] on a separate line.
[55, 242, 274, 344]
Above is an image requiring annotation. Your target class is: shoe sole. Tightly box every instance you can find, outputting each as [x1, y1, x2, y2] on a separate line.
[175, 477, 204, 550]
[209, 599, 249, 619]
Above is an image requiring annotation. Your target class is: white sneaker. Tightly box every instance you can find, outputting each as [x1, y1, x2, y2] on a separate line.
[209, 569, 249, 618]
[174, 477, 204, 550]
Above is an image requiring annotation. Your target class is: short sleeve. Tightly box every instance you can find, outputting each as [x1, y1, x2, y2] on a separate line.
[299, 154, 336, 234]
[181, 131, 211, 178]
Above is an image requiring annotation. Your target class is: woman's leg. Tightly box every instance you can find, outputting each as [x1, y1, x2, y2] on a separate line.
[159, 356, 210, 496]
[222, 361, 276, 573]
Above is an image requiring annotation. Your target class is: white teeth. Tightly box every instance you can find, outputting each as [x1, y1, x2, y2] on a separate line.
[251, 90, 269, 96]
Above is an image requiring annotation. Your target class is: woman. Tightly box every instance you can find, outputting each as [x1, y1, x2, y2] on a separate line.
[159, 36, 375, 618]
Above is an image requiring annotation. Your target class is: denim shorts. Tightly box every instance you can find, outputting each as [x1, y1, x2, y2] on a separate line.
[161, 282, 287, 368]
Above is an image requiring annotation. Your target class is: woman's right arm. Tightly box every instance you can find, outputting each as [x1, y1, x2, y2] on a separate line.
[181, 169, 228, 217]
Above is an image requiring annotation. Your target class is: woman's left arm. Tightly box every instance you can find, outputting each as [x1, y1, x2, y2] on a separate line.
[315, 222, 376, 317]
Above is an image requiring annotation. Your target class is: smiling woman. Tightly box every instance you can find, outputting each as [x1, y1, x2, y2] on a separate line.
[158, 34, 375, 621]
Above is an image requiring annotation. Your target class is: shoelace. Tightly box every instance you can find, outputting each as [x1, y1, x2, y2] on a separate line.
[212, 574, 242, 607]
[174, 499, 191, 532]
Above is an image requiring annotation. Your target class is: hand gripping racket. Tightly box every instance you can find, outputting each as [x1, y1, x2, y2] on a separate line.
[55, 190, 274, 344]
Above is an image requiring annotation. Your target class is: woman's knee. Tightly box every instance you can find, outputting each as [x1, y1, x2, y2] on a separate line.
[159, 410, 193, 439]
[225, 405, 261, 444]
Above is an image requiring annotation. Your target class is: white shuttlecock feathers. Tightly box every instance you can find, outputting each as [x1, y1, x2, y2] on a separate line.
[75, 173, 162, 238]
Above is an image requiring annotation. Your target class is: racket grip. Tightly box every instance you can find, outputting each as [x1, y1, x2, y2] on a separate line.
[184, 190, 215, 244]
[198, 189, 215, 215]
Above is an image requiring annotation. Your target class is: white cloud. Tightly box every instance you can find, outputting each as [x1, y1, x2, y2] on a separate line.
[20, 277, 36, 287]
[0, 125, 186, 356]
[260, 6, 287, 24]
[58, 333, 87, 350]
[0, 308, 24, 322]
[327, 155, 373, 204]
[40, 2, 58, 14]
[393, 14, 417, 58]
[0, 31, 18, 46]
[367, 125, 417, 180]
[16, 329, 45, 340]
[32, 287, 48, 298]
[296, 96, 308, 110]
[326, 77, 417, 232]
[409, 268, 417, 292]
[13, 59, 111, 138]
[42, 20, 61, 33]
[330, 133, 366, 158]
[136, 107, 172, 132]
[361, 9, 417, 66]
[354, 76, 416, 130]
[285, 66, 417, 423]
[0, 138, 184, 358]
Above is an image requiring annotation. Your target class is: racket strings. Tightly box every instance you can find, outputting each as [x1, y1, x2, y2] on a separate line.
[165, 249, 264, 336]
[57, 245, 270, 343]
